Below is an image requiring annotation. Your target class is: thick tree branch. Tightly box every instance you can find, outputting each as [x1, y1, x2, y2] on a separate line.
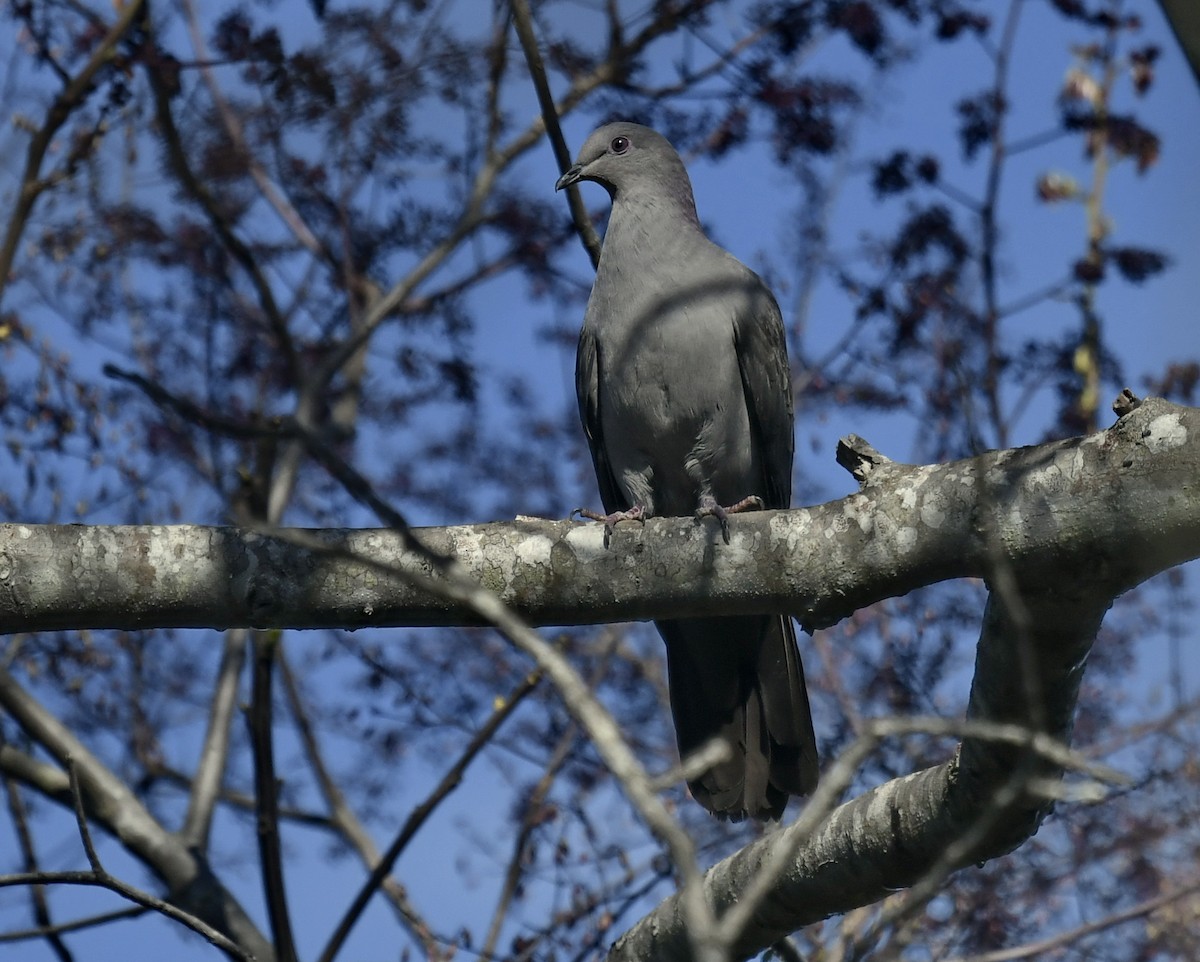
[3, 396, 1192, 959]
[1, 397, 1194, 634]
[608, 580, 1121, 961]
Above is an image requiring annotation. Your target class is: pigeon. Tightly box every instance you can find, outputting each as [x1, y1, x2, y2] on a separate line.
[556, 122, 818, 820]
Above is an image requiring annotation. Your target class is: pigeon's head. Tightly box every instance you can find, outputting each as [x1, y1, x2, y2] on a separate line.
[554, 122, 691, 201]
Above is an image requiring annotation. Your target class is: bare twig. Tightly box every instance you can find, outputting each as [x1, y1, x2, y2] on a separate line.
[479, 632, 622, 959]
[0, 669, 273, 961]
[0, 0, 147, 307]
[3, 765, 72, 962]
[648, 737, 734, 793]
[180, 0, 326, 258]
[46, 759, 255, 962]
[977, 0, 1026, 450]
[0, 871, 253, 962]
[248, 632, 298, 962]
[317, 670, 542, 962]
[141, 19, 299, 386]
[65, 760, 103, 874]
[278, 651, 440, 957]
[481, 720, 580, 959]
[510, 0, 602, 266]
[0, 905, 147, 945]
[183, 628, 248, 848]
[944, 878, 1200, 962]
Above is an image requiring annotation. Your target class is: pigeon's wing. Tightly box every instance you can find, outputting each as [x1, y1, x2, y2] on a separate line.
[732, 279, 794, 511]
[575, 325, 628, 514]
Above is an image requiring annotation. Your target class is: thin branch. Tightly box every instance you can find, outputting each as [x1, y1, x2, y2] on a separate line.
[0, 0, 146, 307]
[317, 669, 542, 962]
[182, 628, 248, 848]
[482, 714, 583, 958]
[0, 872, 253, 962]
[480, 628, 624, 959]
[140, 18, 300, 386]
[180, 0, 326, 258]
[944, 879, 1200, 962]
[0, 905, 147, 944]
[66, 760, 103, 874]
[150, 761, 335, 828]
[976, 0, 1026, 450]
[312, 0, 717, 387]
[278, 651, 439, 957]
[248, 632, 298, 962]
[510, 0, 602, 266]
[48, 758, 255, 962]
[3, 765, 73, 962]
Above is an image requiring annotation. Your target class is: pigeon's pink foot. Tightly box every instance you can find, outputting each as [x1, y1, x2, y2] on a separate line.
[695, 494, 765, 544]
[571, 504, 647, 547]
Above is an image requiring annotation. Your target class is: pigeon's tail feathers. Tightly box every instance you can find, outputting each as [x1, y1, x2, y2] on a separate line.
[659, 615, 818, 821]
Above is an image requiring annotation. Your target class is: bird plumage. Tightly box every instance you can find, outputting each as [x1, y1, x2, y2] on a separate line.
[558, 122, 819, 819]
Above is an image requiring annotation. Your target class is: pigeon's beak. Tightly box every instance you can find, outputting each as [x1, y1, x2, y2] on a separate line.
[555, 164, 584, 192]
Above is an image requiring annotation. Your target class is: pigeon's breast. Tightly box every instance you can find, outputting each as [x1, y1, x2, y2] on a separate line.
[597, 289, 757, 513]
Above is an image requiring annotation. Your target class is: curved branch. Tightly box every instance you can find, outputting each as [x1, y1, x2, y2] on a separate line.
[0, 871, 252, 962]
[609, 579, 1118, 960]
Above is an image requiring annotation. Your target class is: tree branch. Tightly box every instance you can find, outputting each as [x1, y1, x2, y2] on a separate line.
[248, 632, 298, 962]
[2, 763, 73, 962]
[0, 0, 146, 307]
[182, 628, 248, 848]
[0, 872, 252, 962]
[607, 572, 1121, 962]
[0, 670, 274, 962]
[944, 877, 1200, 961]
[316, 670, 542, 962]
[510, 0, 603, 266]
[0, 905, 147, 945]
[2, 397, 1194, 634]
[279, 650, 441, 958]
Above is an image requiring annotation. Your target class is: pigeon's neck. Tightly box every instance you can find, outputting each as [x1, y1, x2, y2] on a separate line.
[602, 182, 704, 262]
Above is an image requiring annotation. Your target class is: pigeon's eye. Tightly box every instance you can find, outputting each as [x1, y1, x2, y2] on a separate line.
[610, 136, 630, 154]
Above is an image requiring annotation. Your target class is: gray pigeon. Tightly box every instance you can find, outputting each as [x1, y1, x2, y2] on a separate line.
[556, 122, 818, 820]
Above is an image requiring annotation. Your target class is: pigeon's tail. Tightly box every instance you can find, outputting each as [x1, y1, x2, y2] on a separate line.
[658, 615, 818, 821]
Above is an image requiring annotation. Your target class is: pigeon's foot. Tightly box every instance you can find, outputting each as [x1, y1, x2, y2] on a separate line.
[571, 504, 646, 548]
[695, 494, 765, 544]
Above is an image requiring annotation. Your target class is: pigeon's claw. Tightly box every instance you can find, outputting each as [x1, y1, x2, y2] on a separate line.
[571, 504, 646, 548]
[695, 495, 766, 544]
